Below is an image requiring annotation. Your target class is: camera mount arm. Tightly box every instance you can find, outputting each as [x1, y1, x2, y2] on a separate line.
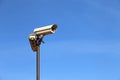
[29, 35, 45, 52]
[36, 35, 44, 46]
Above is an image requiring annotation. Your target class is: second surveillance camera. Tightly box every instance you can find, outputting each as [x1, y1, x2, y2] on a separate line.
[34, 24, 57, 36]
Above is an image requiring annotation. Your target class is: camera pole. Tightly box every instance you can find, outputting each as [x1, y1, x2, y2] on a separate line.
[36, 45, 40, 80]
[36, 36, 44, 80]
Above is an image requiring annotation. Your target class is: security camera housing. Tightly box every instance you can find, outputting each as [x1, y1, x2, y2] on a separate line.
[28, 24, 57, 52]
[34, 24, 57, 36]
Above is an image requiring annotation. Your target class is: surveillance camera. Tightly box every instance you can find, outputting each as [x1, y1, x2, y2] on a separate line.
[34, 24, 57, 36]
[28, 24, 58, 52]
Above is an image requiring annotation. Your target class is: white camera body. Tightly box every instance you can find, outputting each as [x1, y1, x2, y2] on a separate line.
[34, 24, 57, 36]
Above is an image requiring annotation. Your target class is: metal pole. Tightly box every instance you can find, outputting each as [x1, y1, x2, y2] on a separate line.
[36, 46, 40, 80]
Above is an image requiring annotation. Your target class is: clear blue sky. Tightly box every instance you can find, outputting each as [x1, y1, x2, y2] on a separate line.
[0, 0, 120, 80]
